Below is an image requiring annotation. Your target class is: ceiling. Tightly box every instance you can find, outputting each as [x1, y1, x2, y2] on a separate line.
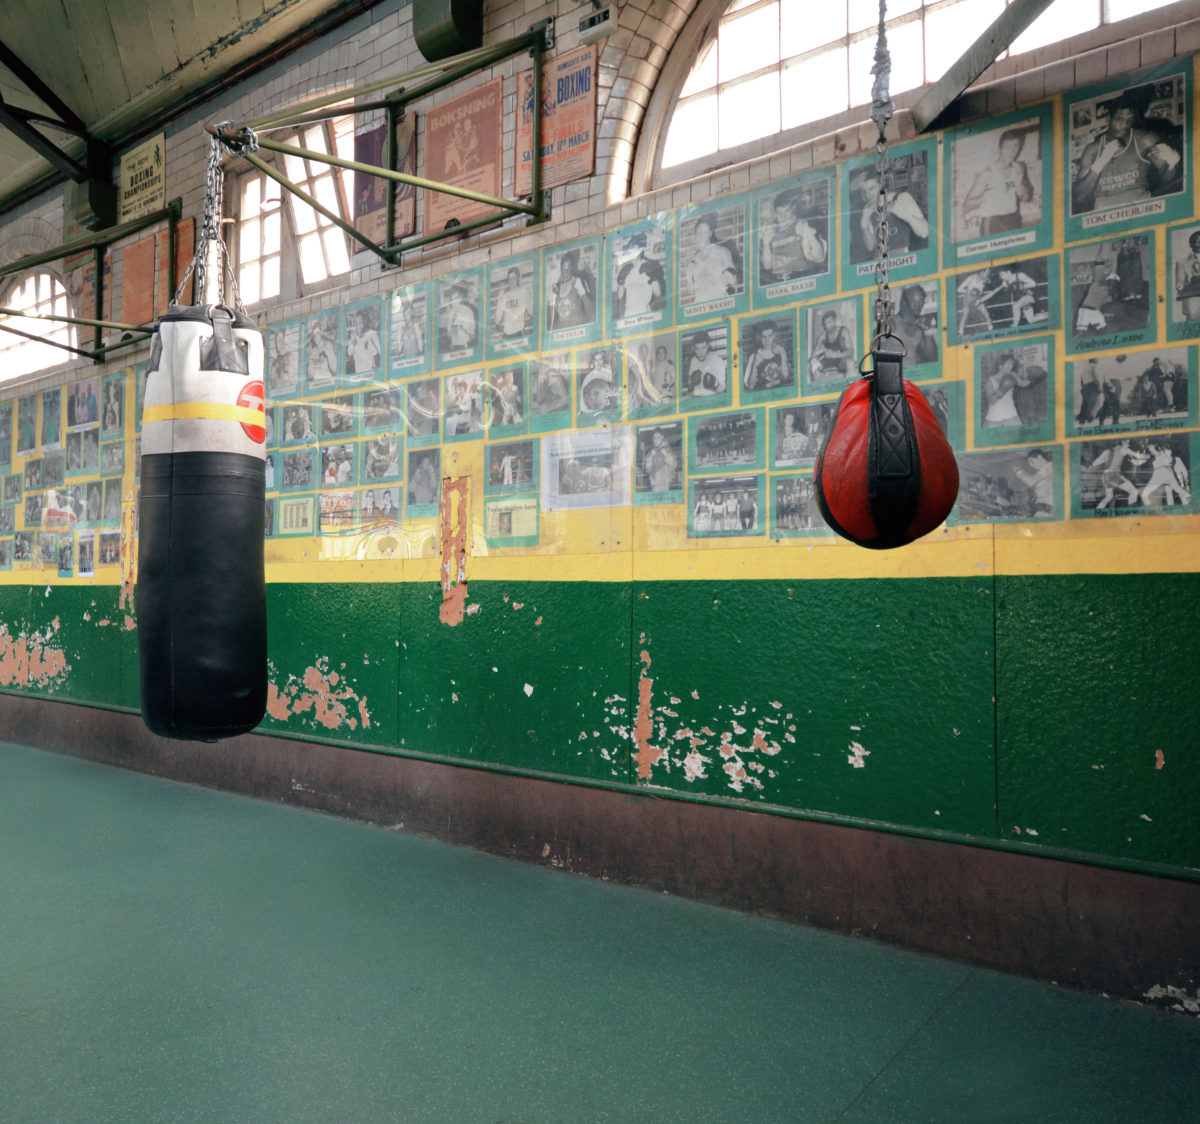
[0, 0, 381, 212]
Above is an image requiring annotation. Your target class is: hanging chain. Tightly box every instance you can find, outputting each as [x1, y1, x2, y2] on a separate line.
[869, 0, 895, 347]
[172, 126, 252, 313]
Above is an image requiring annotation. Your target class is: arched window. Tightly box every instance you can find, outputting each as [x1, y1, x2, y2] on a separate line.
[0, 271, 76, 381]
[645, 0, 1180, 189]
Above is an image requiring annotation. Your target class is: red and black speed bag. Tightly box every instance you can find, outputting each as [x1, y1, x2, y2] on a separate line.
[814, 341, 958, 550]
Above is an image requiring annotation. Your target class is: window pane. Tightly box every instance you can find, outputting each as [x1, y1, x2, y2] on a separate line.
[783, 3, 845, 55]
[291, 197, 318, 235]
[719, 70, 781, 149]
[662, 93, 719, 167]
[323, 228, 350, 275]
[850, 18, 923, 106]
[782, 47, 848, 130]
[241, 263, 260, 306]
[239, 217, 260, 261]
[1106, 0, 1175, 21]
[925, 0, 1005, 85]
[297, 233, 327, 283]
[850, 0, 920, 34]
[313, 175, 340, 214]
[261, 255, 281, 301]
[283, 152, 307, 185]
[1011, 0, 1099, 54]
[262, 212, 281, 255]
[719, 5, 780, 83]
[680, 41, 718, 98]
[242, 177, 260, 214]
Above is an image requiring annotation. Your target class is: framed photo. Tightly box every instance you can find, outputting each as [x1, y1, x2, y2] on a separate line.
[318, 442, 357, 488]
[974, 337, 1056, 449]
[544, 237, 602, 347]
[688, 408, 765, 476]
[3, 474, 20, 504]
[771, 401, 839, 470]
[361, 387, 402, 434]
[82, 481, 103, 526]
[305, 310, 341, 393]
[388, 281, 431, 377]
[23, 457, 43, 490]
[361, 433, 402, 483]
[359, 485, 401, 528]
[1066, 62, 1192, 241]
[100, 372, 126, 438]
[264, 450, 277, 492]
[100, 441, 124, 477]
[41, 387, 63, 449]
[888, 279, 941, 379]
[751, 168, 835, 307]
[738, 311, 797, 402]
[0, 402, 10, 468]
[64, 380, 97, 430]
[484, 496, 540, 548]
[434, 268, 484, 369]
[944, 104, 1052, 266]
[134, 363, 149, 434]
[280, 403, 317, 446]
[0, 537, 12, 569]
[1073, 434, 1196, 518]
[607, 216, 672, 337]
[442, 370, 486, 441]
[341, 296, 385, 386]
[840, 136, 938, 291]
[280, 448, 317, 492]
[770, 473, 831, 537]
[921, 380, 967, 452]
[675, 196, 750, 322]
[687, 474, 764, 537]
[319, 394, 358, 439]
[541, 427, 632, 511]
[485, 438, 538, 495]
[43, 451, 64, 488]
[14, 531, 33, 563]
[575, 346, 623, 428]
[264, 497, 275, 538]
[406, 448, 441, 516]
[802, 297, 862, 396]
[266, 318, 304, 402]
[103, 478, 122, 523]
[16, 394, 36, 456]
[1067, 347, 1195, 437]
[1165, 220, 1200, 342]
[951, 445, 1064, 524]
[63, 433, 81, 475]
[484, 363, 527, 439]
[625, 333, 677, 419]
[486, 254, 539, 360]
[529, 356, 572, 433]
[633, 421, 684, 504]
[318, 490, 356, 535]
[277, 495, 314, 536]
[1065, 232, 1155, 355]
[0, 506, 13, 534]
[679, 322, 731, 411]
[947, 254, 1059, 346]
[98, 530, 121, 565]
[404, 378, 441, 446]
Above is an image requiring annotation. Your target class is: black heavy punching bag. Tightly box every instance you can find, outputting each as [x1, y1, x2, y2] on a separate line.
[138, 298, 268, 740]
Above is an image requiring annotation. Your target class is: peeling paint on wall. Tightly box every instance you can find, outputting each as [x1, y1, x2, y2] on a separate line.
[439, 477, 470, 626]
[1143, 984, 1200, 1016]
[633, 648, 663, 779]
[267, 657, 372, 732]
[0, 618, 71, 689]
[119, 501, 137, 621]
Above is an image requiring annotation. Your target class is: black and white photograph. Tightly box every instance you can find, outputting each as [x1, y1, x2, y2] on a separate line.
[435, 271, 482, 364]
[0, 506, 14, 534]
[24, 492, 44, 528]
[772, 475, 828, 536]
[359, 486, 400, 527]
[486, 439, 537, 493]
[541, 428, 632, 511]
[954, 446, 1061, 523]
[341, 299, 384, 384]
[319, 443, 356, 487]
[688, 475, 763, 537]
[576, 347, 622, 426]
[99, 530, 121, 566]
[530, 358, 571, 430]
[689, 409, 762, 475]
[625, 334, 676, 417]
[1076, 435, 1192, 515]
[443, 370, 485, 439]
[281, 448, 316, 491]
[609, 222, 669, 333]
[14, 531, 33, 562]
[544, 240, 601, 340]
[949, 255, 1056, 344]
[677, 201, 746, 319]
[738, 314, 796, 399]
[281, 403, 317, 445]
[16, 394, 36, 456]
[0, 538, 12, 569]
[305, 311, 340, 391]
[488, 257, 536, 356]
[805, 299, 859, 391]
[485, 365, 526, 434]
[1068, 71, 1188, 230]
[362, 387, 402, 432]
[1168, 222, 1200, 338]
[3, 474, 20, 504]
[1067, 234, 1153, 350]
[634, 422, 683, 500]
[976, 341, 1053, 443]
[406, 448, 441, 512]
[362, 433, 401, 482]
[1069, 350, 1192, 434]
[41, 388, 61, 450]
[319, 394, 357, 438]
[890, 281, 940, 369]
[101, 372, 125, 437]
[772, 402, 839, 469]
[267, 319, 302, 401]
[754, 173, 832, 299]
[103, 478, 122, 522]
[100, 442, 124, 477]
[679, 323, 730, 407]
[405, 378, 441, 442]
[389, 284, 429, 373]
[23, 458, 42, 489]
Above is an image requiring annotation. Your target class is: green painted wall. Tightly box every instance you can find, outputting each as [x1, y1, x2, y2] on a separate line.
[2, 572, 1197, 877]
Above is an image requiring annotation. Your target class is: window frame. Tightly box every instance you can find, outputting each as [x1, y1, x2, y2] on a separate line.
[0, 269, 78, 384]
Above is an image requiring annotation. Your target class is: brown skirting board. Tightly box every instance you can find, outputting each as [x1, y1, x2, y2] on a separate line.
[3, 694, 1196, 1008]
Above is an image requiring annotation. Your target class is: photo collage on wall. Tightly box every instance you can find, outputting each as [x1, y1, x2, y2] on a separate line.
[1, 59, 1197, 571]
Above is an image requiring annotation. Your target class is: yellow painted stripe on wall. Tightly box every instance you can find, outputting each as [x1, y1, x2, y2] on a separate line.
[143, 403, 264, 427]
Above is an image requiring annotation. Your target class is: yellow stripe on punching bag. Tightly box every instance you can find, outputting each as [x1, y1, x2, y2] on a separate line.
[142, 403, 266, 428]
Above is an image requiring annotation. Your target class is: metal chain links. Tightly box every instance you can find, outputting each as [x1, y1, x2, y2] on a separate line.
[869, 1, 895, 349]
[172, 125, 250, 313]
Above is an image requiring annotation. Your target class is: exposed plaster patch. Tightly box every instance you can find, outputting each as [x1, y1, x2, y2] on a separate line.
[848, 741, 870, 768]
[633, 648, 666, 779]
[438, 477, 470, 626]
[1143, 985, 1200, 1015]
[1155, 749, 1165, 770]
[0, 619, 70, 689]
[267, 657, 371, 731]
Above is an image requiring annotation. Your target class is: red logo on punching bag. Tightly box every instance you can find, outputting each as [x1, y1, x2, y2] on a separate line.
[238, 381, 266, 443]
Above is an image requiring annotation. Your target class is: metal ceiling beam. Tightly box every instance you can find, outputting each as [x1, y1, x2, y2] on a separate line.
[911, 0, 1058, 134]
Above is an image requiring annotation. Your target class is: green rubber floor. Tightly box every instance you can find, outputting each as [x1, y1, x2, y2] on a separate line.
[2, 742, 1197, 1123]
